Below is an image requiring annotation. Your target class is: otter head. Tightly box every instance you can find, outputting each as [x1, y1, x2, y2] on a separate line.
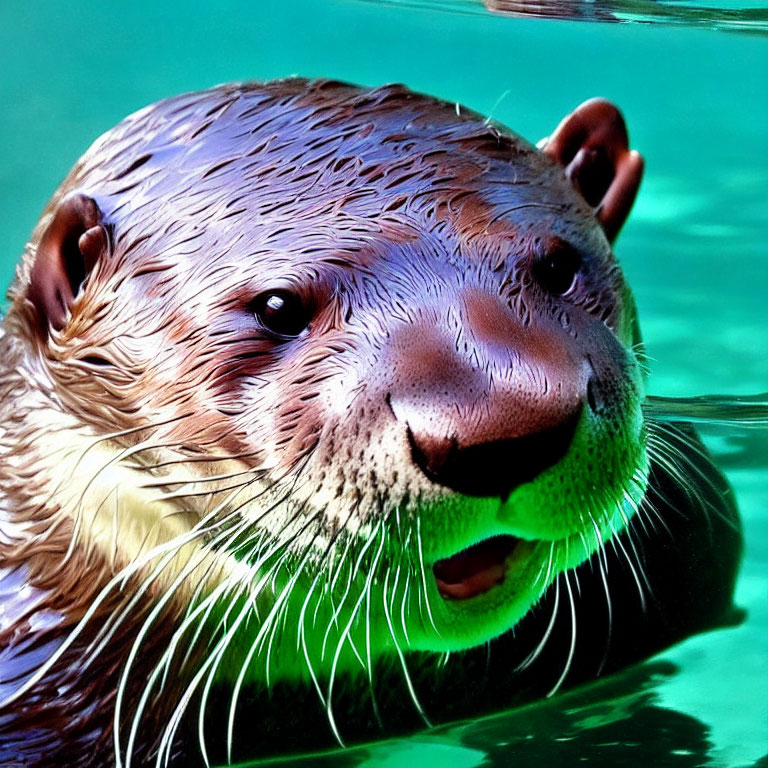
[9, 82, 646, 701]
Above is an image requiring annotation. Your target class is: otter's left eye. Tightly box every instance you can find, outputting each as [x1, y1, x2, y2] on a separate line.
[252, 290, 311, 337]
[532, 242, 581, 296]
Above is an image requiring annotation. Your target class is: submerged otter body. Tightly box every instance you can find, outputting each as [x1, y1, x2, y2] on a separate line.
[0, 80, 741, 767]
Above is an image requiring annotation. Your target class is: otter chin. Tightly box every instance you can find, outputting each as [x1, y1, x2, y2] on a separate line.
[0, 80, 741, 767]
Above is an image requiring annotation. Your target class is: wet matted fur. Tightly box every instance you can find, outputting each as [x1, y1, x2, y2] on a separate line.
[0, 80, 741, 767]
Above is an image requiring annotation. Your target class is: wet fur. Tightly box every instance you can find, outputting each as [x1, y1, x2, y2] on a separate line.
[0, 80, 742, 767]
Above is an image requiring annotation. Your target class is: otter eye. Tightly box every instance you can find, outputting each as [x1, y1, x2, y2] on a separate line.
[532, 242, 581, 296]
[252, 290, 311, 337]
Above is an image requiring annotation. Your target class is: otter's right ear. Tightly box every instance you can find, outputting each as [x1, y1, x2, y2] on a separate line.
[27, 192, 108, 334]
[541, 99, 644, 243]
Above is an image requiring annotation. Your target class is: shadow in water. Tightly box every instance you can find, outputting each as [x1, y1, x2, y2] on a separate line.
[245, 661, 727, 767]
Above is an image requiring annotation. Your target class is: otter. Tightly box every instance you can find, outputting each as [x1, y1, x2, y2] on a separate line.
[0, 80, 741, 768]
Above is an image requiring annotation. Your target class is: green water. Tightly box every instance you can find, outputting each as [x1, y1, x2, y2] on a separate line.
[0, 1, 765, 766]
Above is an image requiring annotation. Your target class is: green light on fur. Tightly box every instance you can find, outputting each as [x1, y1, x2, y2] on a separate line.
[204, 400, 648, 694]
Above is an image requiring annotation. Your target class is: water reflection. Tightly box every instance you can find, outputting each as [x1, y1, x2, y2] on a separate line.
[247, 661, 729, 767]
[359, 0, 768, 34]
[643, 393, 768, 467]
[643, 392, 768, 428]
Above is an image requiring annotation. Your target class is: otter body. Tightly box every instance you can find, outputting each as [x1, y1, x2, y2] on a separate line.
[0, 80, 741, 767]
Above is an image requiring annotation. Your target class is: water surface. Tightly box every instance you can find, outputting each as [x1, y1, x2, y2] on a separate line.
[0, 2, 765, 766]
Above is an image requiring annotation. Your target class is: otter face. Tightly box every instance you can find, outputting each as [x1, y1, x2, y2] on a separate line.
[12, 82, 646, 697]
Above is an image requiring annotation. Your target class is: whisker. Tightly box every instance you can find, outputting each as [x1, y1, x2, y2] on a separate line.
[517, 564, 560, 672]
[155, 534, 293, 768]
[325, 521, 386, 746]
[416, 517, 440, 639]
[548, 569, 577, 697]
[606, 515, 648, 612]
[591, 519, 613, 675]
[119, 503, 260, 767]
[0, 499, 229, 712]
[298, 570, 327, 707]
[381, 562, 430, 728]
[363, 543, 384, 730]
[225, 524, 322, 764]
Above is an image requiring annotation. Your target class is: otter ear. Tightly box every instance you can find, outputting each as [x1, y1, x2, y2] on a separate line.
[541, 99, 644, 243]
[27, 192, 108, 334]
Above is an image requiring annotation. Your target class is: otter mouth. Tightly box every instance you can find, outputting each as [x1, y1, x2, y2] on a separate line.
[433, 534, 522, 600]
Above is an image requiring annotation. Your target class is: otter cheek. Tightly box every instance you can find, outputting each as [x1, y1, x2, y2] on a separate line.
[498, 396, 648, 561]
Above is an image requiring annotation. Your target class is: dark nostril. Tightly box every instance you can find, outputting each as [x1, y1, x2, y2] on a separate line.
[407, 407, 582, 501]
[406, 429, 457, 483]
[586, 376, 603, 415]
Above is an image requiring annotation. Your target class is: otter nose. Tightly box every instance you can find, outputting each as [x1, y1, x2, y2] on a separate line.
[386, 291, 587, 499]
[406, 408, 581, 500]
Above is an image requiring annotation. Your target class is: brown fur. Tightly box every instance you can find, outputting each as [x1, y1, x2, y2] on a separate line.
[0, 80, 740, 767]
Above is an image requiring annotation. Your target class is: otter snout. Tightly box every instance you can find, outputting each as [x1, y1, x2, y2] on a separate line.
[386, 291, 588, 500]
[405, 411, 581, 500]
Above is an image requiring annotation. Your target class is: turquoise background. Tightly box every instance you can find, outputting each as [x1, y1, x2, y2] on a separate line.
[0, 1, 765, 766]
